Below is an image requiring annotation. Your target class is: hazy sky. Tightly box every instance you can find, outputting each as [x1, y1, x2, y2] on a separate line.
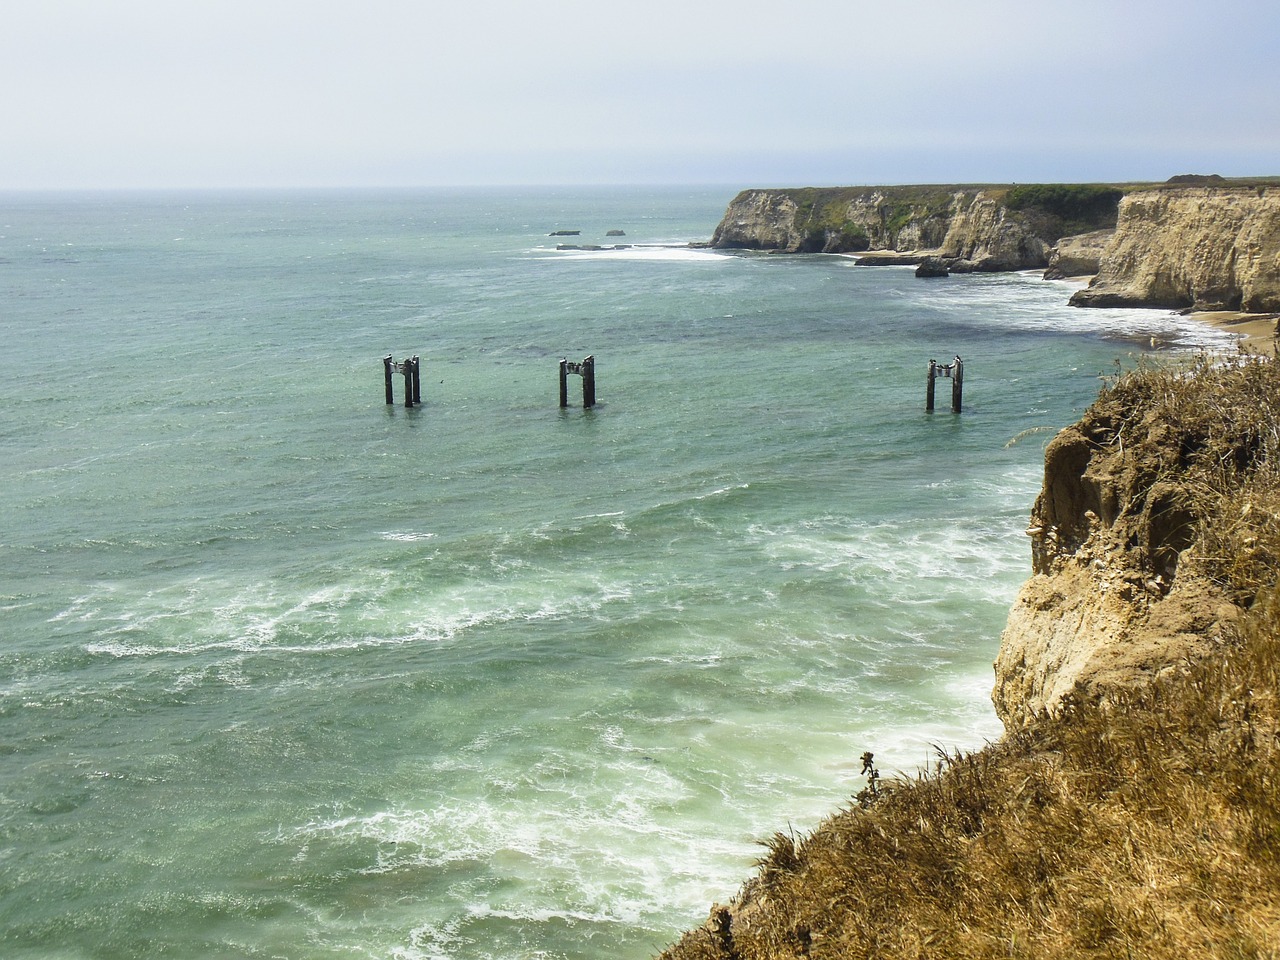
[3, 0, 1277, 190]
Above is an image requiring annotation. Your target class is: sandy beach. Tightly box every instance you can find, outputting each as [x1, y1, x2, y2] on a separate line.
[1195, 311, 1279, 351]
[1033, 270, 1278, 352]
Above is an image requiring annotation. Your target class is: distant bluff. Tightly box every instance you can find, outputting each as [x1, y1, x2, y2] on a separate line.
[1069, 185, 1280, 312]
[709, 183, 1125, 269]
[709, 178, 1280, 311]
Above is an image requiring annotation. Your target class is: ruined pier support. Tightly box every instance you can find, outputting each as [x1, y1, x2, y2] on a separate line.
[559, 355, 596, 408]
[926, 356, 963, 413]
[383, 355, 422, 407]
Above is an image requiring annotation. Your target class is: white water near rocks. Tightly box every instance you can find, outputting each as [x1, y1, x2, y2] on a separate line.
[0, 187, 1235, 959]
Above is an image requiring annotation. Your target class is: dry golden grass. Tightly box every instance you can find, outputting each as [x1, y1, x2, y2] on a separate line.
[1096, 348, 1280, 605]
[662, 351, 1280, 960]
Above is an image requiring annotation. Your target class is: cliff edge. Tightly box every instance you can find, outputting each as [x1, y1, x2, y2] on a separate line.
[1070, 185, 1280, 312]
[709, 184, 1122, 271]
[991, 363, 1249, 726]
[710, 180, 1280, 308]
[660, 353, 1280, 960]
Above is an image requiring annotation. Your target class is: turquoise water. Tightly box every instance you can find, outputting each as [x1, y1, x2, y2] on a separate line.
[0, 187, 1235, 959]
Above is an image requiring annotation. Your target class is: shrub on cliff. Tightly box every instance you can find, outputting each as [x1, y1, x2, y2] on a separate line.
[1097, 350, 1280, 605]
[1005, 183, 1124, 234]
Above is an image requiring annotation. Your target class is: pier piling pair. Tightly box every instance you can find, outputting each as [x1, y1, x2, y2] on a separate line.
[926, 356, 964, 413]
[383, 355, 422, 407]
[559, 355, 596, 408]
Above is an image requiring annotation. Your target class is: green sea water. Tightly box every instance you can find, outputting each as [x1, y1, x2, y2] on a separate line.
[0, 187, 1236, 959]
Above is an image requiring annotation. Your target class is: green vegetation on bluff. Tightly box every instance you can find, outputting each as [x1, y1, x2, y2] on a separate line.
[1004, 183, 1125, 235]
[662, 350, 1280, 960]
[785, 184, 997, 253]
[742, 177, 1280, 257]
[756, 182, 1135, 255]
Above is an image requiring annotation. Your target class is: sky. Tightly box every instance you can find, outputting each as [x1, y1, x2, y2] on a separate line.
[2, 0, 1277, 190]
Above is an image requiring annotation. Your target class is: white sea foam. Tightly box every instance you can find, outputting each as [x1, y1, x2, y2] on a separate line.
[9, 189, 1190, 960]
[285, 780, 757, 957]
[751, 513, 1027, 606]
[544, 244, 732, 263]
[915, 271, 1240, 350]
[75, 564, 638, 665]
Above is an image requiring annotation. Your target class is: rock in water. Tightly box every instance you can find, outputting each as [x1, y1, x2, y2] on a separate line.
[915, 256, 950, 277]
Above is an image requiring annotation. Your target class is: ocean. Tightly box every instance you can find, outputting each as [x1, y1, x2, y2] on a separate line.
[0, 186, 1235, 959]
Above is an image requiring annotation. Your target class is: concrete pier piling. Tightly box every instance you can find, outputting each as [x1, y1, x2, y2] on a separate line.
[926, 356, 963, 413]
[559, 355, 596, 408]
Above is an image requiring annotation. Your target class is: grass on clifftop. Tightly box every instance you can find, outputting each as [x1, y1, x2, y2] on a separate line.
[1099, 350, 1280, 606]
[661, 349, 1280, 960]
[775, 182, 1128, 253]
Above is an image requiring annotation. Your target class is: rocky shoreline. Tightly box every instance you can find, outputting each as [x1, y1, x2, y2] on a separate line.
[654, 180, 1280, 958]
[707, 177, 1280, 348]
[659, 352, 1280, 960]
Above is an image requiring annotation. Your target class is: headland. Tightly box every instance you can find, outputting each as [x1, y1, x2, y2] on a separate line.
[658, 180, 1280, 958]
[707, 175, 1280, 350]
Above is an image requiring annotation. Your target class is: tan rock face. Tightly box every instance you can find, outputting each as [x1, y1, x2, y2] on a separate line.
[710, 183, 1280, 306]
[1045, 228, 1114, 279]
[709, 190, 805, 251]
[992, 411, 1242, 729]
[710, 188, 1057, 266]
[937, 193, 1053, 271]
[1070, 186, 1280, 311]
[837, 190, 955, 252]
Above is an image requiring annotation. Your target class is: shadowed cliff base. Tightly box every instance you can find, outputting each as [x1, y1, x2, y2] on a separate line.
[659, 351, 1280, 960]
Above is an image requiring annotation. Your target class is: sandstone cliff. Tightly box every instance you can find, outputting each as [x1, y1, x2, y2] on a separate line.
[710, 181, 1280, 311]
[709, 186, 955, 256]
[1044, 228, 1113, 279]
[709, 184, 1118, 271]
[1070, 186, 1280, 312]
[991, 399, 1242, 726]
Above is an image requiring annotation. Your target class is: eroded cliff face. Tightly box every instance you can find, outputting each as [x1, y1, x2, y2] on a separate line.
[710, 187, 948, 254]
[708, 190, 811, 252]
[1045, 228, 1113, 279]
[992, 394, 1242, 728]
[709, 187, 1059, 270]
[935, 193, 1054, 271]
[1070, 186, 1280, 311]
[711, 182, 1280, 310]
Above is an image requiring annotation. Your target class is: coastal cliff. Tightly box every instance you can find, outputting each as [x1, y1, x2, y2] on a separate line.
[708, 183, 1123, 269]
[710, 180, 1280, 309]
[660, 354, 1280, 960]
[991, 364, 1248, 726]
[1069, 185, 1280, 312]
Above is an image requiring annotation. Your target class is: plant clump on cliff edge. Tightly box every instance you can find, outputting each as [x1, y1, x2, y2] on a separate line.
[1095, 351, 1280, 606]
[1004, 183, 1125, 236]
[660, 350, 1280, 960]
